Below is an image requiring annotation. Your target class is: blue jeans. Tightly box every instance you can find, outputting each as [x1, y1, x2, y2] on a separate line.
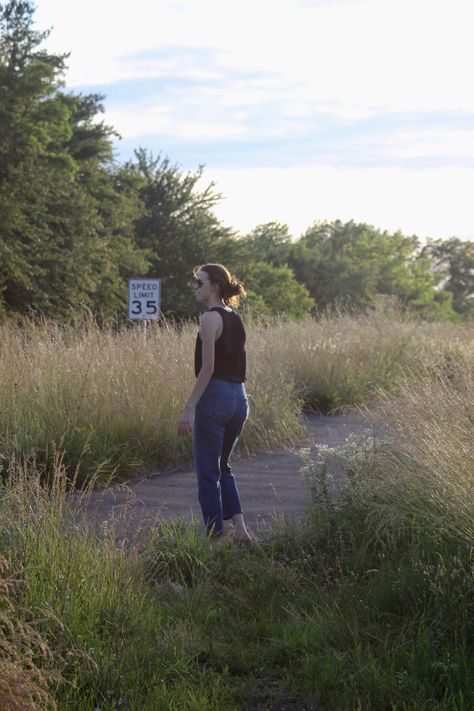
[194, 378, 249, 535]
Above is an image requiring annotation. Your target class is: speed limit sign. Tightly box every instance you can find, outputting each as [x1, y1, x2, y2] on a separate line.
[128, 279, 161, 320]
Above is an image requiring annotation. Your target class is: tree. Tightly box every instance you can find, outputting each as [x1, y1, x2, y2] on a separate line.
[0, 0, 148, 319]
[289, 220, 455, 318]
[0, 0, 68, 314]
[422, 238, 474, 317]
[241, 222, 293, 267]
[238, 262, 314, 319]
[130, 149, 237, 317]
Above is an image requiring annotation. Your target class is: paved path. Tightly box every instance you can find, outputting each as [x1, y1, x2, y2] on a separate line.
[71, 412, 372, 544]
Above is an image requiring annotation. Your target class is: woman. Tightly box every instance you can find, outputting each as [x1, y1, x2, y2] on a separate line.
[178, 263, 252, 544]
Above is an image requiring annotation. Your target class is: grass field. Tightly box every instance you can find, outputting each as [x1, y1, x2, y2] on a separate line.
[0, 309, 472, 484]
[0, 312, 473, 709]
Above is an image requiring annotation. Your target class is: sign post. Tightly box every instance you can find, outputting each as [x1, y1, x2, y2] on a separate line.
[128, 279, 161, 338]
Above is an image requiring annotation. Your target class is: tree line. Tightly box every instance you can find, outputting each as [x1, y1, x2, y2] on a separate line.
[1, 0, 473, 322]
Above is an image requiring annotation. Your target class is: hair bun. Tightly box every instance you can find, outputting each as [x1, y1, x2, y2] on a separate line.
[223, 280, 245, 299]
[230, 281, 241, 296]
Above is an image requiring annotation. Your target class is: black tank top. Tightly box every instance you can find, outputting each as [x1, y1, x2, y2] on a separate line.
[194, 307, 246, 383]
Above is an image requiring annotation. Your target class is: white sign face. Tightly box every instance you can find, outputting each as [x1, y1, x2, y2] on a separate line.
[128, 279, 161, 320]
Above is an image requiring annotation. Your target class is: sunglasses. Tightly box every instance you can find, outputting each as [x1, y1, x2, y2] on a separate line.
[194, 278, 204, 288]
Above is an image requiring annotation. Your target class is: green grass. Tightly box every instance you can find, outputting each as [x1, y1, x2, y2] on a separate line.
[2, 361, 474, 709]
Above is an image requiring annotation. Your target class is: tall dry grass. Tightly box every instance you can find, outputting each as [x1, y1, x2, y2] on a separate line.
[0, 318, 194, 478]
[363, 360, 474, 548]
[0, 552, 61, 710]
[0, 310, 472, 486]
[284, 349, 474, 707]
[253, 308, 474, 411]
[302, 346, 474, 556]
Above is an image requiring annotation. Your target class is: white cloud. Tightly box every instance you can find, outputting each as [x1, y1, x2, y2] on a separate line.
[204, 165, 474, 241]
[162, 120, 248, 141]
[32, 0, 474, 240]
[36, 0, 474, 114]
[104, 107, 172, 138]
[382, 129, 474, 162]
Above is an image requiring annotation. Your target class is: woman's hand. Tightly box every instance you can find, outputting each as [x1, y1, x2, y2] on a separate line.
[178, 405, 194, 436]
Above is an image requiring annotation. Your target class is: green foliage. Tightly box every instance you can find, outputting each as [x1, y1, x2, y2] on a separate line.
[240, 261, 315, 318]
[423, 237, 474, 317]
[0, 1, 148, 320]
[289, 220, 457, 318]
[241, 221, 293, 267]
[231, 223, 314, 319]
[130, 149, 235, 317]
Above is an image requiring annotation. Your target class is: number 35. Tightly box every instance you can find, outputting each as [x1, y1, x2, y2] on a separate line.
[131, 300, 157, 315]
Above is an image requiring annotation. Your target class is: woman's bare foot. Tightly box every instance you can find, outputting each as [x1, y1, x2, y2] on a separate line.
[231, 513, 253, 544]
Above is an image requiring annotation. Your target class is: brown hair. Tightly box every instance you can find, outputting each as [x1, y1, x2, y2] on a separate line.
[197, 263, 246, 308]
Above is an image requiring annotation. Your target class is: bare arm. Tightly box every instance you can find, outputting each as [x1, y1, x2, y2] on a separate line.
[177, 311, 221, 436]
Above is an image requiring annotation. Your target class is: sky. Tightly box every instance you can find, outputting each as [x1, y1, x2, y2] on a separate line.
[34, 0, 474, 241]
